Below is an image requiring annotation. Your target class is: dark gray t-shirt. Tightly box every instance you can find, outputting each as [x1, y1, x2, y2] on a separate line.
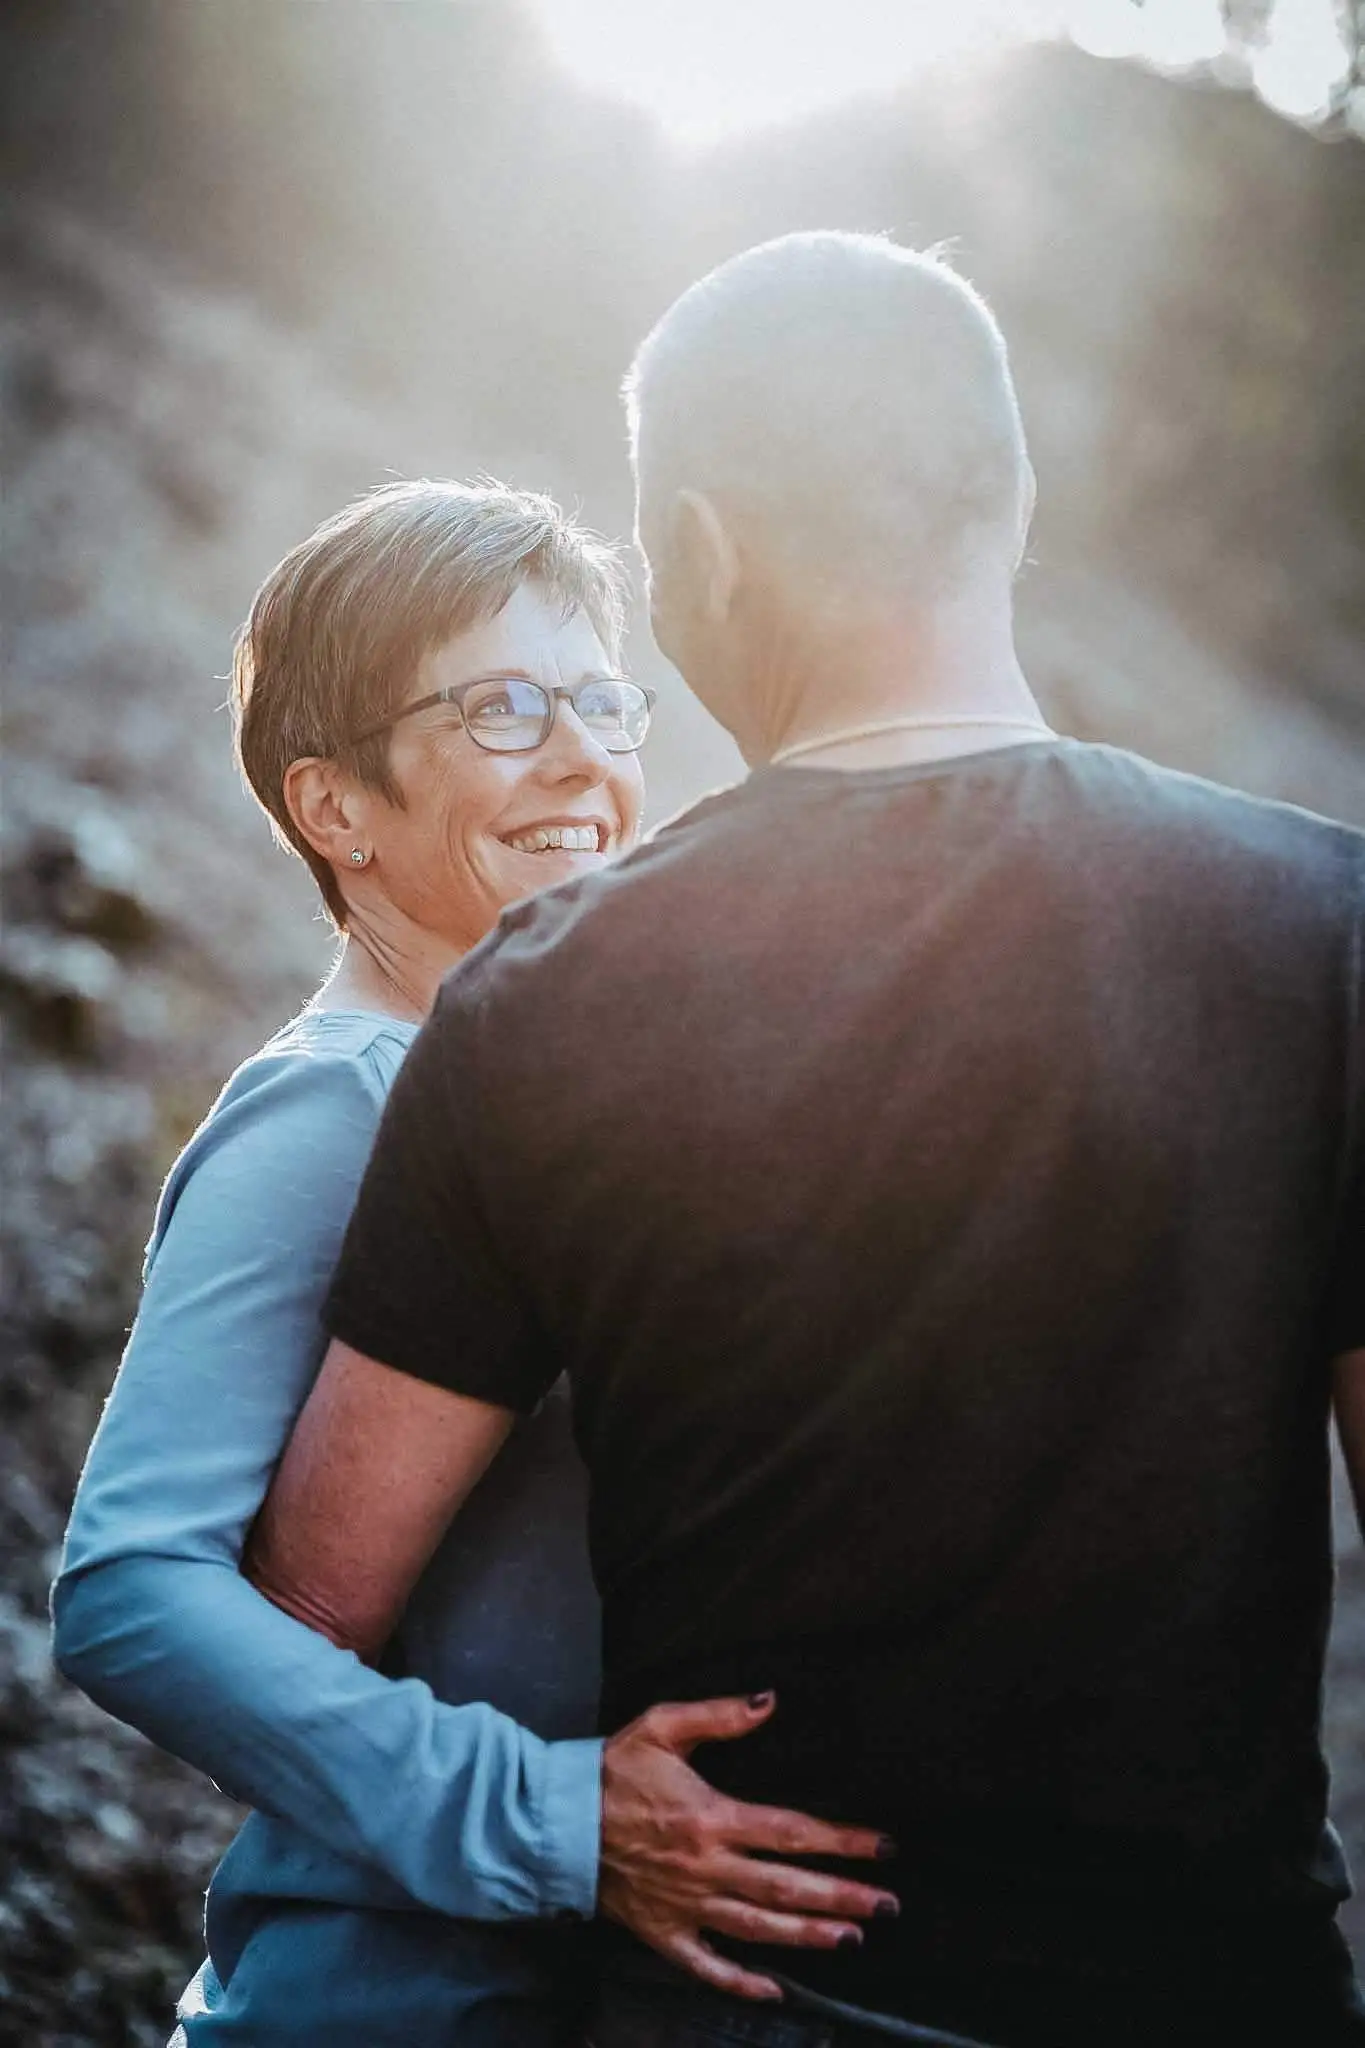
[328, 740, 1365, 2043]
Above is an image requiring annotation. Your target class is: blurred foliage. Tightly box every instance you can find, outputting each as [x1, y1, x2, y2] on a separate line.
[1, 5, 1364, 2040]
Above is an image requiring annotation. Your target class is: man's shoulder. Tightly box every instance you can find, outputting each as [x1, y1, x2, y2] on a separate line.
[1068, 742, 1365, 881]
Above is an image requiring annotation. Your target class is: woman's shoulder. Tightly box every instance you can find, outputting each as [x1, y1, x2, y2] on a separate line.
[253, 1006, 420, 1090]
[200, 1008, 415, 1128]
[148, 1010, 419, 1258]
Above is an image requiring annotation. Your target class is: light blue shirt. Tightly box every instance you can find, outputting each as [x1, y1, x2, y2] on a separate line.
[52, 1010, 604, 2043]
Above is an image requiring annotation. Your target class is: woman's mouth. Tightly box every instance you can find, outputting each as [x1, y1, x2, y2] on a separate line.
[501, 823, 606, 856]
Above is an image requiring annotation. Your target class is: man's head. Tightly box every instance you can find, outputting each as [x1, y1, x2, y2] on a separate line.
[625, 232, 1033, 748]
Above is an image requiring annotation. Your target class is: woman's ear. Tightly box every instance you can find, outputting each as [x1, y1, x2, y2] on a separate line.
[282, 758, 370, 871]
[672, 488, 741, 627]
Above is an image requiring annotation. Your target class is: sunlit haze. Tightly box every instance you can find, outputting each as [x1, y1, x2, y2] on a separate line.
[528, 0, 1353, 141]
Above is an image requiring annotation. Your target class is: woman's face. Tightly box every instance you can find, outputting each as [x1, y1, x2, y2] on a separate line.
[363, 581, 646, 955]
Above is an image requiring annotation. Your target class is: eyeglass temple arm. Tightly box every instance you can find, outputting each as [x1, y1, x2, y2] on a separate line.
[348, 689, 458, 748]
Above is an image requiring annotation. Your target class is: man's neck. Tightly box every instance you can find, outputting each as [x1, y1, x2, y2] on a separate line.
[744, 571, 1050, 774]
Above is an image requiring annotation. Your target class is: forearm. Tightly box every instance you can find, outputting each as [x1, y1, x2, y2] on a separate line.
[243, 1341, 513, 1661]
[52, 1553, 601, 1919]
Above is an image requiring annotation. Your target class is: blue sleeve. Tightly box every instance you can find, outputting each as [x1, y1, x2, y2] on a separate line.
[51, 1046, 601, 1921]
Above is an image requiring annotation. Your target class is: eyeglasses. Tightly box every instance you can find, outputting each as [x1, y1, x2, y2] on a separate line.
[350, 673, 656, 755]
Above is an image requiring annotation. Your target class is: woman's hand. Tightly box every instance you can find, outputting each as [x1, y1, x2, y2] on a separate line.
[599, 1692, 897, 2002]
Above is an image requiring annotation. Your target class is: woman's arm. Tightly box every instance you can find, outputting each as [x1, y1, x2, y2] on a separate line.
[250, 1337, 900, 2002]
[52, 1046, 599, 1920]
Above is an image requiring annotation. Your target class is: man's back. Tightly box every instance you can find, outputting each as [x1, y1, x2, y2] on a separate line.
[330, 737, 1365, 2040]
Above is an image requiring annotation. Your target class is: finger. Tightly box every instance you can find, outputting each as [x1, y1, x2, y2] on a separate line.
[704, 1897, 865, 1951]
[710, 1850, 897, 1922]
[642, 1692, 777, 1756]
[725, 1799, 892, 1864]
[664, 1931, 783, 2003]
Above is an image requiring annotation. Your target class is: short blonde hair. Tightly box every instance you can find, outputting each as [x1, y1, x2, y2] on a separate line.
[626, 231, 1029, 599]
[231, 478, 627, 927]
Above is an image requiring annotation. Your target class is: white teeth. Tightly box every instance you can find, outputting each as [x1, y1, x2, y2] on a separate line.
[504, 824, 601, 855]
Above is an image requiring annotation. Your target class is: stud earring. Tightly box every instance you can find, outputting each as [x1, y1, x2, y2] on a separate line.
[349, 848, 368, 867]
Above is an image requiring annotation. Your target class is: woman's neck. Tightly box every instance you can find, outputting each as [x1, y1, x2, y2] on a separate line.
[313, 924, 462, 1025]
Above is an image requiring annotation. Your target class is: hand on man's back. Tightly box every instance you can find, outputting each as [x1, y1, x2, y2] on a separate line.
[598, 1691, 897, 2002]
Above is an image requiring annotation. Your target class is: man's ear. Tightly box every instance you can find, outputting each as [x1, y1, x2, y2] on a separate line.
[283, 757, 369, 870]
[672, 488, 740, 626]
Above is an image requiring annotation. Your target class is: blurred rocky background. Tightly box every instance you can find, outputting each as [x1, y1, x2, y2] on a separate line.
[2, 2, 1363, 2040]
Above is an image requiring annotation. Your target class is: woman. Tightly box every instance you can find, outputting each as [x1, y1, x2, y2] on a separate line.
[52, 480, 894, 2046]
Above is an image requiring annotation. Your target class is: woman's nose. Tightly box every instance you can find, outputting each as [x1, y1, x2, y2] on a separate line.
[537, 696, 613, 781]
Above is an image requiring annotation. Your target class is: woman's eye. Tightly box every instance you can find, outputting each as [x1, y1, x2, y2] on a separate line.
[577, 686, 626, 724]
[470, 687, 524, 720]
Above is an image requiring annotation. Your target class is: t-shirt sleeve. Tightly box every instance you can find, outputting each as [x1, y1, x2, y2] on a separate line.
[325, 977, 557, 1414]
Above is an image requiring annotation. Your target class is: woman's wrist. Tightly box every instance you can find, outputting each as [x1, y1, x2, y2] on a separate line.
[536, 1735, 604, 1919]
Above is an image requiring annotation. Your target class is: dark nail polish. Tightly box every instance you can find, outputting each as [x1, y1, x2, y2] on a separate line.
[875, 1834, 899, 1860]
[837, 1929, 863, 1949]
[873, 1896, 900, 1919]
[747, 1690, 775, 1708]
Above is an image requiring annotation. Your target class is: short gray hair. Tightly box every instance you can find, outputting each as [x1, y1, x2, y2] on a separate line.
[625, 232, 1029, 598]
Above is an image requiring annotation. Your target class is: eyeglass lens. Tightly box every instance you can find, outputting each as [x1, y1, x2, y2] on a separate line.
[463, 676, 650, 753]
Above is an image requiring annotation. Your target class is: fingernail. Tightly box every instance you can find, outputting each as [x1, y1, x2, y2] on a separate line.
[747, 1690, 775, 1708]
[837, 1928, 863, 1949]
[875, 1834, 899, 1860]
[873, 1896, 900, 1919]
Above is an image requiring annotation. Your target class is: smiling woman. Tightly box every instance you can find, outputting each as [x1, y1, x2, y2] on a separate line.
[52, 475, 647, 2044]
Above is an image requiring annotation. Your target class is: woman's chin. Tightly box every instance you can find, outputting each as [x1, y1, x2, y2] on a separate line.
[497, 847, 608, 895]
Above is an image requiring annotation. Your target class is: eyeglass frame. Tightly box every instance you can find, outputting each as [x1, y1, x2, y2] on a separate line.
[348, 671, 657, 754]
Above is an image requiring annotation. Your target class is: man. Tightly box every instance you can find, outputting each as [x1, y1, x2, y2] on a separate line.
[250, 233, 1365, 2045]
